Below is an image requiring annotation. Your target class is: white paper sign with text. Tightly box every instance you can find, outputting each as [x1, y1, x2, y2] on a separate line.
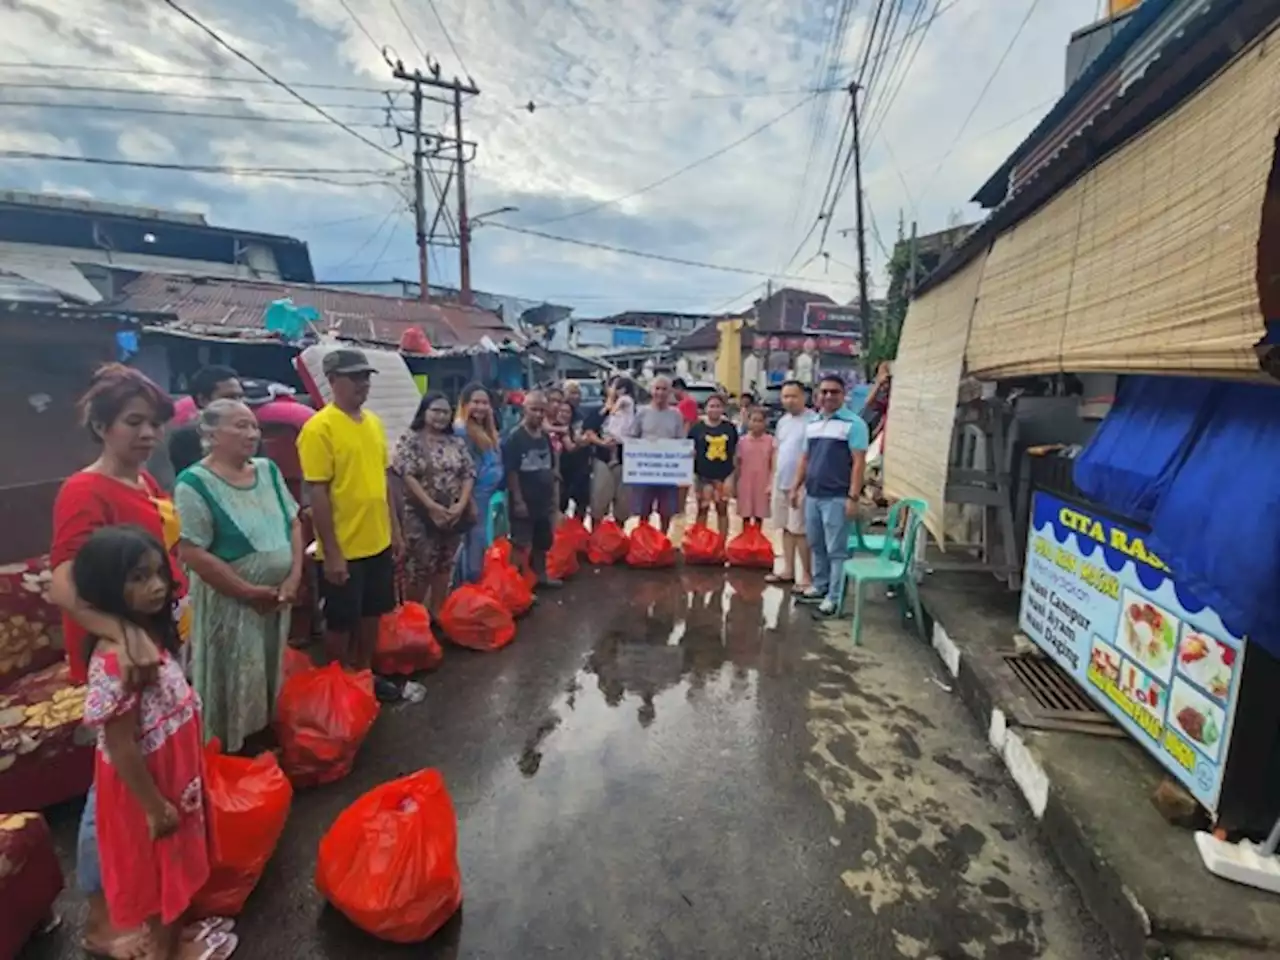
[622, 438, 695, 486]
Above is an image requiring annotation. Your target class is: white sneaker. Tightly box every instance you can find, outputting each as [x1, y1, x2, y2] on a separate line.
[814, 598, 838, 618]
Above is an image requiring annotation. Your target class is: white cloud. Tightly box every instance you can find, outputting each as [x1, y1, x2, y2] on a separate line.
[0, 0, 1098, 313]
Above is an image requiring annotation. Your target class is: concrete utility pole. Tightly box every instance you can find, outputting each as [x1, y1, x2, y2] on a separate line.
[908, 220, 919, 295]
[848, 81, 871, 370]
[391, 61, 480, 304]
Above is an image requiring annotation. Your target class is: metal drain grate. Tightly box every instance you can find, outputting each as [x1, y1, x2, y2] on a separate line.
[1003, 653, 1119, 735]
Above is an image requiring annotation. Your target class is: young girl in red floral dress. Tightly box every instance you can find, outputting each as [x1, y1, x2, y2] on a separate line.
[75, 526, 236, 960]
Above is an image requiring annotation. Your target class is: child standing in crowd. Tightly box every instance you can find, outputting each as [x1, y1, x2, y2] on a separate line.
[735, 407, 776, 528]
[503, 391, 562, 587]
[687, 394, 737, 534]
[74, 526, 233, 960]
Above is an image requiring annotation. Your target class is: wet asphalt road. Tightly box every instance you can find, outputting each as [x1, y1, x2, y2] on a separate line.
[25, 567, 1113, 960]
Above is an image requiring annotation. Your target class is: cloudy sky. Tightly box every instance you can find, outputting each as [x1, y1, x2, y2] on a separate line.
[0, 0, 1097, 315]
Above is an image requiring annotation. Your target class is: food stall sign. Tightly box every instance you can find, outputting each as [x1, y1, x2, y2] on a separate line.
[1019, 491, 1246, 811]
[802, 303, 864, 341]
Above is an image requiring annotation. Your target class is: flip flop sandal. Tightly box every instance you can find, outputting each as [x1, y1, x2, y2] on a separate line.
[193, 931, 239, 960]
[184, 918, 234, 942]
[791, 583, 813, 595]
[763, 574, 793, 584]
[79, 929, 149, 959]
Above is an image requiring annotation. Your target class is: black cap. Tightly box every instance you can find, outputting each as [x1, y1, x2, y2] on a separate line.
[322, 348, 376, 377]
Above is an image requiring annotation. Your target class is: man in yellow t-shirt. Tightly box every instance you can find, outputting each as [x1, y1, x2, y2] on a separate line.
[297, 348, 403, 688]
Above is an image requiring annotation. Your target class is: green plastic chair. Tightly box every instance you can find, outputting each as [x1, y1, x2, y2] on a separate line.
[848, 497, 928, 558]
[836, 499, 928, 647]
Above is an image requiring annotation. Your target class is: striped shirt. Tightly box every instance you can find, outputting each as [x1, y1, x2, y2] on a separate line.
[803, 408, 869, 498]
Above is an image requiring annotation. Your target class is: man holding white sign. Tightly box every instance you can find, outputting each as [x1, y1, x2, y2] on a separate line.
[625, 376, 691, 533]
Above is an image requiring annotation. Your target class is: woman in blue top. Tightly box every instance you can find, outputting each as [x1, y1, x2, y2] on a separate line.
[454, 382, 505, 582]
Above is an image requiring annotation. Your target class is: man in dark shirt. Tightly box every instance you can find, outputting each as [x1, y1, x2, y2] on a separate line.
[166, 365, 247, 477]
[503, 390, 561, 587]
[687, 394, 738, 534]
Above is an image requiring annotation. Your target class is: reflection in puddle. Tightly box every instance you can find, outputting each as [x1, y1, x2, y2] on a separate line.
[510, 571, 804, 780]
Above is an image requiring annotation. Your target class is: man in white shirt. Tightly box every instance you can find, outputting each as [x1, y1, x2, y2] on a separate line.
[767, 380, 812, 589]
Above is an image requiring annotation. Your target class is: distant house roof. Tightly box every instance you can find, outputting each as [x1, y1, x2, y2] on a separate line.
[108, 272, 517, 349]
[672, 320, 721, 352]
[754, 287, 836, 332]
[0, 192, 315, 282]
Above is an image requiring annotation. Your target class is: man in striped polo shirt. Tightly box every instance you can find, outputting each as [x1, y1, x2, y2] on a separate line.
[789, 373, 869, 618]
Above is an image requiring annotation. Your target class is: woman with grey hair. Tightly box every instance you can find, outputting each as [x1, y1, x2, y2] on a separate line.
[174, 398, 304, 753]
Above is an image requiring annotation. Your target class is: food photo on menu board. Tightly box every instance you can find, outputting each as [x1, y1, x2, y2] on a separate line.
[1019, 491, 1247, 811]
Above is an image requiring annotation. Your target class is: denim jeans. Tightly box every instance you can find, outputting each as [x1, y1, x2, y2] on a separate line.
[76, 780, 103, 895]
[805, 496, 850, 604]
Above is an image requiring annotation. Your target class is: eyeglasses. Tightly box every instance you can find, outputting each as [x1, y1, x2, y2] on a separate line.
[818, 388, 843, 395]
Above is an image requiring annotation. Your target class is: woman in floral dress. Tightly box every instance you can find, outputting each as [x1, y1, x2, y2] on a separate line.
[394, 392, 476, 615]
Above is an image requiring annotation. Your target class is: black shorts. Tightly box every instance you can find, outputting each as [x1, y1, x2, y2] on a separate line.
[510, 516, 554, 552]
[321, 548, 396, 630]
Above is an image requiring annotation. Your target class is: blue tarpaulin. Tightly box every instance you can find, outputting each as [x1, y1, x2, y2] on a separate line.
[1074, 375, 1280, 657]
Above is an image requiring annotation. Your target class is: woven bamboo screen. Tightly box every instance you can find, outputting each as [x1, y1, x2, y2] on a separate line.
[884, 254, 987, 545]
[967, 31, 1280, 378]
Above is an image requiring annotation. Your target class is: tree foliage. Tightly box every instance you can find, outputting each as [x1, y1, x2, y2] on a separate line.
[868, 237, 912, 368]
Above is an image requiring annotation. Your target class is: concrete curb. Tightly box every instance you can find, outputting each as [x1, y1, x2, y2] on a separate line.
[917, 601, 1162, 960]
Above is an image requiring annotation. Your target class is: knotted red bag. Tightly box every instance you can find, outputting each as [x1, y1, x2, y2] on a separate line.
[626, 522, 676, 568]
[316, 768, 461, 943]
[479, 538, 535, 615]
[275, 664, 380, 787]
[438, 585, 516, 651]
[725, 524, 775, 569]
[587, 518, 629, 564]
[682, 522, 726, 565]
[546, 534, 580, 580]
[558, 515, 591, 555]
[375, 601, 444, 675]
[192, 739, 293, 917]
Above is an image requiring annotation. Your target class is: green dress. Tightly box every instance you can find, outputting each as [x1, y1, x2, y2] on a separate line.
[174, 458, 298, 753]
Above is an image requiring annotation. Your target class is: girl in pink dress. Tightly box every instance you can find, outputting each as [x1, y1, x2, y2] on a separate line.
[75, 526, 232, 960]
[734, 407, 776, 526]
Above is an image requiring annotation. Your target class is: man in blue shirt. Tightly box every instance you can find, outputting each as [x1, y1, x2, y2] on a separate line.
[789, 374, 869, 617]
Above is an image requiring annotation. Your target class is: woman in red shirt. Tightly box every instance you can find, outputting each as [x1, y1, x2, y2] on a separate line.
[49, 365, 227, 959]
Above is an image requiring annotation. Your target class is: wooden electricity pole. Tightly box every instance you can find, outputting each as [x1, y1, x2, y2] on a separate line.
[849, 81, 871, 366]
[391, 61, 479, 304]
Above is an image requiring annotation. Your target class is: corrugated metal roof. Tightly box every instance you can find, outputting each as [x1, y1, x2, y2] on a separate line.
[109, 272, 517, 349]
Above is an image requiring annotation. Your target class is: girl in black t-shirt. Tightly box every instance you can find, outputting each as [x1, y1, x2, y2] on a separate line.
[687, 394, 738, 535]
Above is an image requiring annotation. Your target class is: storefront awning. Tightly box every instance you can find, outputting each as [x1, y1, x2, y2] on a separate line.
[883, 253, 987, 545]
[966, 27, 1280, 379]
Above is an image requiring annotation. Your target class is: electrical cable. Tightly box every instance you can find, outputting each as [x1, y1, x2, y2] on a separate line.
[512, 85, 837, 112]
[423, 0, 472, 79]
[0, 150, 400, 181]
[161, 0, 410, 168]
[527, 91, 823, 227]
[363, 212, 410, 277]
[337, 0, 385, 57]
[486, 223, 859, 285]
[387, 0, 430, 63]
[0, 61, 389, 92]
[328, 205, 403, 272]
[0, 80, 400, 110]
[918, 0, 1044, 202]
[864, 0, 953, 146]
[0, 98, 395, 128]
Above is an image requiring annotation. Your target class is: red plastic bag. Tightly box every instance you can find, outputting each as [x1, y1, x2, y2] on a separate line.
[546, 536, 579, 580]
[626, 522, 676, 568]
[275, 664, 380, 787]
[191, 739, 293, 917]
[375, 602, 443, 675]
[682, 523, 726, 565]
[726, 524, 775, 569]
[480, 538, 535, 616]
[316, 769, 461, 943]
[283, 646, 313, 680]
[587, 518, 630, 565]
[558, 516, 591, 556]
[438, 585, 516, 651]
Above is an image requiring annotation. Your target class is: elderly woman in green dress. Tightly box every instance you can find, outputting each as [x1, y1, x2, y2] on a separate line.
[174, 398, 304, 753]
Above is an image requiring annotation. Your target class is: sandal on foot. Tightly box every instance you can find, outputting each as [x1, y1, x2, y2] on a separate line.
[191, 931, 239, 960]
[183, 918, 234, 942]
[763, 574, 793, 584]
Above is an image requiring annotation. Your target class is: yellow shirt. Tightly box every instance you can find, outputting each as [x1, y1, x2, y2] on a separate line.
[297, 405, 391, 561]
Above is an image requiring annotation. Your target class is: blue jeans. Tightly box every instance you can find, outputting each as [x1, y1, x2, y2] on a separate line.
[77, 780, 103, 895]
[805, 496, 850, 604]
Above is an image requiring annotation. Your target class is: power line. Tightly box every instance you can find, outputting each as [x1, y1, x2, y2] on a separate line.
[329, 205, 403, 272]
[364, 212, 410, 277]
[161, 0, 410, 168]
[0, 150, 401, 183]
[387, 0, 429, 63]
[0, 80, 401, 110]
[337, 0, 384, 57]
[0, 98, 397, 129]
[512, 86, 837, 112]
[424, 0, 473, 79]
[864, 0, 955, 145]
[487, 222, 860, 285]
[0, 61, 389, 92]
[528, 91, 824, 227]
[919, 0, 1043, 201]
